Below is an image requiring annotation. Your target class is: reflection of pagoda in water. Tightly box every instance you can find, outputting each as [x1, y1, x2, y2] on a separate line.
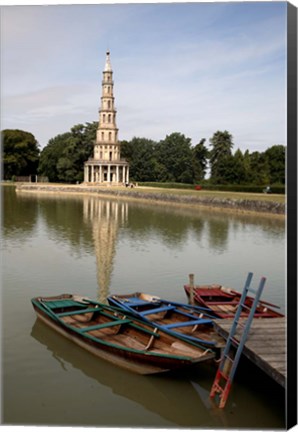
[83, 198, 128, 302]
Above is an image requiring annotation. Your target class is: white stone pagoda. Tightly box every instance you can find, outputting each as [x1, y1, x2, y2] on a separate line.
[84, 51, 129, 184]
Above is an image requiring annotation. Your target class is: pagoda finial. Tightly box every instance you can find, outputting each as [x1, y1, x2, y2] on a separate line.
[104, 50, 112, 72]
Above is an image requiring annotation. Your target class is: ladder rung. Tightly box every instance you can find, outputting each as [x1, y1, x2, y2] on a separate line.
[240, 303, 251, 311]
[231, 336, 239, 346]
[247, 287, 256, 294]
[218, 370, 229, 380]
[224, 354, 234, 364]
[235, 320, 246, 328]
[213, 383, 224, 394]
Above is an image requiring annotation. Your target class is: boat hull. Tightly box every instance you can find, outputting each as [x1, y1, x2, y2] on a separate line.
[32, 295, 215, 375]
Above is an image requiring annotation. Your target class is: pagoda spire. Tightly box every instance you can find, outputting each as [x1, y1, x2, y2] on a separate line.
[96, 50, 118, 146]
[104, 50, 112, 72]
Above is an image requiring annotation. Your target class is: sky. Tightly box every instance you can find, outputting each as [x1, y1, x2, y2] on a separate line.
[0, 1, 291, 153]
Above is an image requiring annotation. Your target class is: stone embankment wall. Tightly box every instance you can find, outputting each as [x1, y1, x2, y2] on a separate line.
[16, 184, 285, 215]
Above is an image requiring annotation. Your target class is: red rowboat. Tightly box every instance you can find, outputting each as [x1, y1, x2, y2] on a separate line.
[184, 284, 284, 319]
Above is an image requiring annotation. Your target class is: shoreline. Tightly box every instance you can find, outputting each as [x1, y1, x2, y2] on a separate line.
[13, 183, 285, 218]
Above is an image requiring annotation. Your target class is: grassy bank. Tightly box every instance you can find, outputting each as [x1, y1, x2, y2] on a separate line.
[139, 182, 285, 195]
[14, 182, 285, 216]
[137, 185, 285, 203]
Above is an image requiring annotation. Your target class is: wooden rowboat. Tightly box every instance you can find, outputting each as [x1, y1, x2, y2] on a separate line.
[107, 292, 225, 349]
[31, 294, 215, 375]
[184, 284, 284, 319]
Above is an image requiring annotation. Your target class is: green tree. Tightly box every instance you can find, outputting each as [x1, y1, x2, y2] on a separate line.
[265, 145, 285, 184]
[209, 130, 234, 183]
[243, 149, 251, 184]
[248, 151, 270, 185]
[38, 122, 97, 183]
[38, 132, 71, 182]
[211, 154, 236, 184]
[156, 133, 194, 183]
[121, 137, 158, 181]
[229, 149, 247, 184]
[2, 129, 40, 180]
[192, 138, 209, 182]
[57, 123, 96, 183]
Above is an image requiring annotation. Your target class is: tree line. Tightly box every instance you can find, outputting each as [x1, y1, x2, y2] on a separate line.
[2, 123, 285, 186]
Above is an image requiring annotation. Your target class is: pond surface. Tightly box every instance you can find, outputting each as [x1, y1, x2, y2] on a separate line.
[1, 185, 286, 428]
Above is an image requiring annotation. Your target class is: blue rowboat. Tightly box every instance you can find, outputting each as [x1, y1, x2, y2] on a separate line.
[108, 292, 224, 349]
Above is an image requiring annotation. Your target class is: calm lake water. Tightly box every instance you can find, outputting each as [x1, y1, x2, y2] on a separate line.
[2, 185, 286, 428]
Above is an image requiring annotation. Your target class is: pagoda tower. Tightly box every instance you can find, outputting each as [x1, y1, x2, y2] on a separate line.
[84, 51, 129, 184]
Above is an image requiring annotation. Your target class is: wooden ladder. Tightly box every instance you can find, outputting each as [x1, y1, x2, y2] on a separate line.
[210, 272, 267, 408]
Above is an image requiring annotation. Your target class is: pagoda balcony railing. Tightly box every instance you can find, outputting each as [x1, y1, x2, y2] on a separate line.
[86, 158, 128, 165]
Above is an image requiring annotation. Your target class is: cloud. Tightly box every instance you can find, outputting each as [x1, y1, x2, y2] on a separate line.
[1, 84, 98, 146]
[114, 30, 286, 150]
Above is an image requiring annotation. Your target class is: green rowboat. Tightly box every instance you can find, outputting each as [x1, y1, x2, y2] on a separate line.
[31, 294, 215, 375]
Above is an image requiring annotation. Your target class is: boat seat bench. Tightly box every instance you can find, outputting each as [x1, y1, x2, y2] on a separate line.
[140, 305, 175, 316]
[44, 300, 86, 309]
[124, 300, 155, 307]
[197, 288, 233, 297]
[79, 319, 132, 333]
[163, 319, 212, 329]
[173, 308, 213, 319]
[208, 301, 239, 305]
[57, 307, 101, 317]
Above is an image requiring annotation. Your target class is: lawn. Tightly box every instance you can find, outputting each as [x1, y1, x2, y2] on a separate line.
[135, 186, 285, 204]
